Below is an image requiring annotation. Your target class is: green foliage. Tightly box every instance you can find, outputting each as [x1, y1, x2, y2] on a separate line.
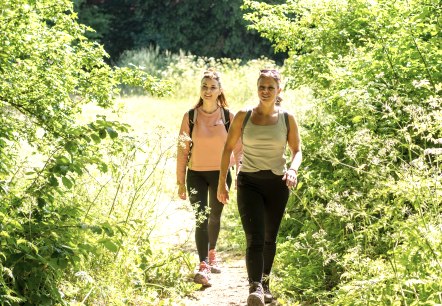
[73, 0, 112, 42]
[244, 0, 442, 304]
[74, 0, 287, 63]
[3, 0, 441, 305]
[117, 47, 279, 107]
[0, 0, 170, 304]
[50, 126, 196, 305]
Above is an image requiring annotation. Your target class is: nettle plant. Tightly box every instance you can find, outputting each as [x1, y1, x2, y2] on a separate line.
[244, 0, 441, 304]
[0, 0, 170, 304]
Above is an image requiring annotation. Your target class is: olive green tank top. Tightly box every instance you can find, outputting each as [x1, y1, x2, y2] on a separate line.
[240, 110, 288, 175]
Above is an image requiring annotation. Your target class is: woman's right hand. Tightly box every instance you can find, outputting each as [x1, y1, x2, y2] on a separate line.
[217, 183, 229, 205]
[178, 184, 186, 200]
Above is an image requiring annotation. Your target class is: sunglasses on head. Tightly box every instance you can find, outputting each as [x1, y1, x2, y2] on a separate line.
[203, 70, 220, 78]
[260, 69, 278, 73]
[259, 69, 281, 78]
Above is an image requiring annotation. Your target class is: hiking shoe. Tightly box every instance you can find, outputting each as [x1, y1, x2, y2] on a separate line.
[208, 249, 222, 273]
[247, 282, 265, 306]
[262, 283, 273, 303]
[194, 261, 211, 286]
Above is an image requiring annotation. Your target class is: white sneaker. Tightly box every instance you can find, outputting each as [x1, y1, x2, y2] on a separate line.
[194, 261, 211, 286]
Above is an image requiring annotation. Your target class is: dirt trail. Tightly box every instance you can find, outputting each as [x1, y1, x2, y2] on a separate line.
[180, 255, 250, 306]
[178, 253, 279, 306]
[152, 199, 279, 306]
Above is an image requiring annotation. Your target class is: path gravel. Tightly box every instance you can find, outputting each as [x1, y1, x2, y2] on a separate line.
[152, 199, 280, 306]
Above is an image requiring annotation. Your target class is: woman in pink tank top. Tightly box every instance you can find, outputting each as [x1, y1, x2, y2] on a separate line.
[176, 69, 242, 287]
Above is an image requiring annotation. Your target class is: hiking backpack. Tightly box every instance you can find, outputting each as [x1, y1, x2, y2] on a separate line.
[188, 107, 231, 138]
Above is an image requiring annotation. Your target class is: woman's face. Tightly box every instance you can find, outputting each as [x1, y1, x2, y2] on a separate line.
[200, 77, 222, 103]
[257, 76, 280, 103]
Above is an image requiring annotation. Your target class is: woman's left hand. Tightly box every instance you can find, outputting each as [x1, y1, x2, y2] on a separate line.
[217, 183, 230, 205]
[178, 184, 187, 200]
[283, 168, 298, 189]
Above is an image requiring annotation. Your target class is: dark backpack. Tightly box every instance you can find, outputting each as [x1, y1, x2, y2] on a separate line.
[188, 107, 231, 138]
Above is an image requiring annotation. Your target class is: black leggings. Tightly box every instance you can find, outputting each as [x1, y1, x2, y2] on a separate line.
[187, 169, 232, 262]
[237, 171, 289, 283]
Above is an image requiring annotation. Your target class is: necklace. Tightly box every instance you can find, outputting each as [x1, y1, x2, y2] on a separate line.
[200, 106, 219, 114]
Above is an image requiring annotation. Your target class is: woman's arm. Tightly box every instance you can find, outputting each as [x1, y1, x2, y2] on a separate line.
[229, 112, 243, 174]
[177, 112, 191, 199]
[217, 110, 247, 204]
[283, 112, 302, 188]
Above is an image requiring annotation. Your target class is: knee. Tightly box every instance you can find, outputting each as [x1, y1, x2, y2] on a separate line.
[263, 240, 276, 252]
[208, 205, 222, 224]
[264, 240, 276, 247]
[208, 213, 221, 225]
[246, 233, 264, 250]
[195, 222, 208, 233]
[195, 215, 209, 229]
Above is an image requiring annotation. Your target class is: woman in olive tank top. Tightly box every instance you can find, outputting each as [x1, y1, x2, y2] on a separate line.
[217, 69, 302, 306]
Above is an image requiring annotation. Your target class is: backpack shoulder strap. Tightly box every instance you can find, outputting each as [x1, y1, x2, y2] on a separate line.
[188, 108, 197, 138]
[283, 110, 289, 133]
[221, 107, 230, 132]
[243, 109, 252, 129]
[241, 109, 288, 140]
[241, 109, 252, 141]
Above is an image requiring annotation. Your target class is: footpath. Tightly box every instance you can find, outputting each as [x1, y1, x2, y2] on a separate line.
[152, 198, 279, 306]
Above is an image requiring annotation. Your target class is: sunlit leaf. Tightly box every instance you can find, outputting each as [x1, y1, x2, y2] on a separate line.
[99, 238, 119, 253]
[61, 176, 73, 189]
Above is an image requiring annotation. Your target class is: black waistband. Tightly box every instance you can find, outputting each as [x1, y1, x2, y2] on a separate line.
[239, 170, 281, 179]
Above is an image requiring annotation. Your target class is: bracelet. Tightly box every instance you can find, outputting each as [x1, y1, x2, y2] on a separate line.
[288, 168, 298, 174]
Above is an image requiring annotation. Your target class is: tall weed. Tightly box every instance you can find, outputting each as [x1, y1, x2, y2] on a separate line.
[116, 46, 282, 108]
[57, 126, 197, 304]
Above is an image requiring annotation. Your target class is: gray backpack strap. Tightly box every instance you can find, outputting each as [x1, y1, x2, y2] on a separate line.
[220, 107, 226, 124]
[283, 110, 289, 139]
[220, 107, 231, 132]
[187, 108, 197, 163]
[241, 109, 252, 141]
[283, 111, 289, 132]
[188, 108, 198, 138]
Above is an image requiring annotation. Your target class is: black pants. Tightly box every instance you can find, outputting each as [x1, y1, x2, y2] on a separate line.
[237, 171, 289, 283]
[187, 169, 232, 262]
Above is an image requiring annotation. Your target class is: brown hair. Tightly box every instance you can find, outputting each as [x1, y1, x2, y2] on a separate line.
[194, 68, 228, 108]
[258, 69, 283, 106]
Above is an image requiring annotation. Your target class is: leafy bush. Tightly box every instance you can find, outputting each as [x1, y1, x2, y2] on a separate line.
[0, 1, 175, 305]
[244, 0, 442, 304]
[74, 0, 287, 62]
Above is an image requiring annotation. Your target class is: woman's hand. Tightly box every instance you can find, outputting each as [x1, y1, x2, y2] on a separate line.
[283, 168, 298, 189]
[178, 184, 187, 200]
[217, 183, 229, 205]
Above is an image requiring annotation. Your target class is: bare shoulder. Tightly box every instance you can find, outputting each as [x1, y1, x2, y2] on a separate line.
[227, 108, 245, 114]
[179, 111, 190, 123]
[280, 108, 298, 121]
[229, 109, 250, 130]
[236, 109, 249, 117]
[229, 109, 247, 120]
